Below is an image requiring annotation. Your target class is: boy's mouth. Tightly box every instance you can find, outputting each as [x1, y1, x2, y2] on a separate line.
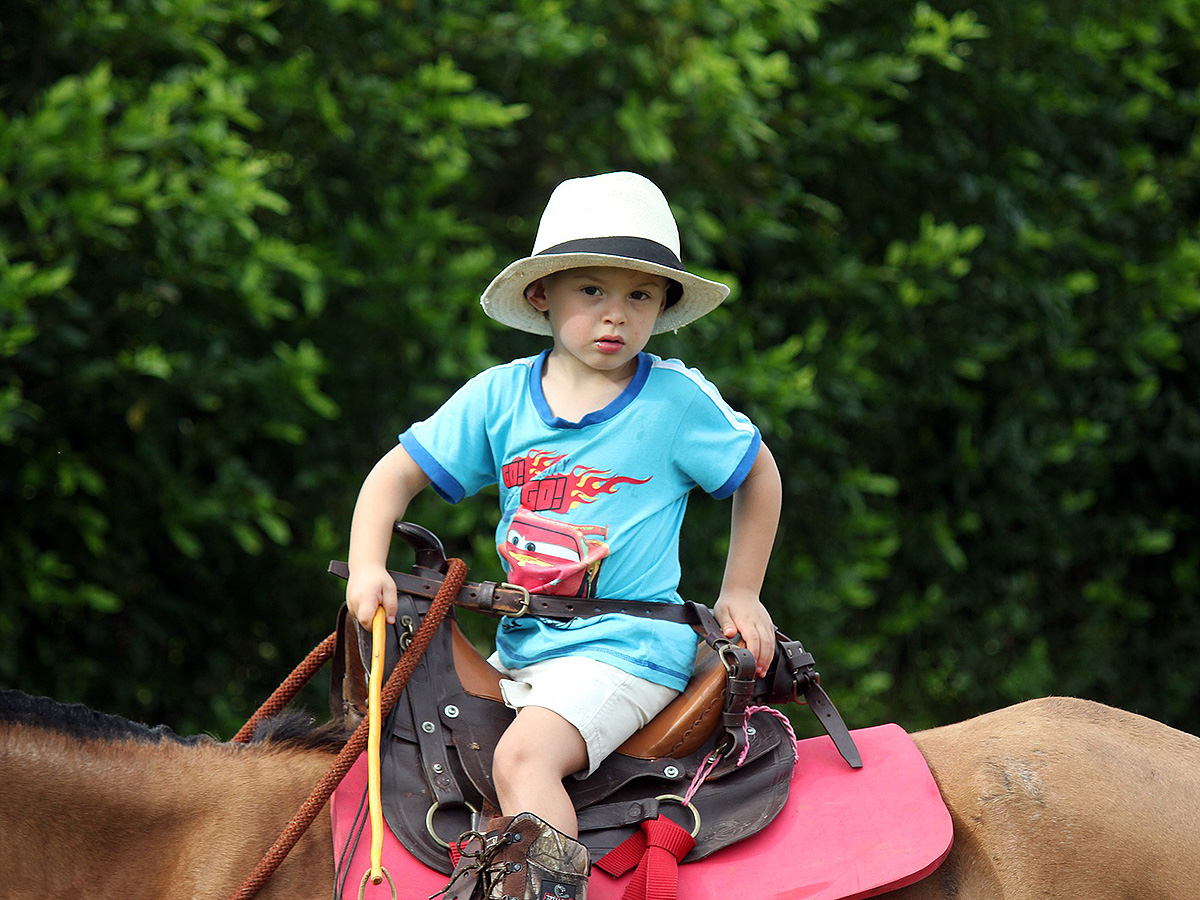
[595, 336, 625, 354]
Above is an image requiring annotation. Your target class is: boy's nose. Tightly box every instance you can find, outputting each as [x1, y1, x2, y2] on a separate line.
[602, 298, 628, 323]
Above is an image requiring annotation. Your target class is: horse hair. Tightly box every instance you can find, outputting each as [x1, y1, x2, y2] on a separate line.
[0, 689, 347, 752]
[0, 688, 214, 745]
[248, 709, 351, 751]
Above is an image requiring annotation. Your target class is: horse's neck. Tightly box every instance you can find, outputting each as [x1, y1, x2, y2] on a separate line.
[0, 724, 335, 900]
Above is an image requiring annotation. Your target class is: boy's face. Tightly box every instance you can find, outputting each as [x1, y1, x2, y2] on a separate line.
[526, 267, 669, 378]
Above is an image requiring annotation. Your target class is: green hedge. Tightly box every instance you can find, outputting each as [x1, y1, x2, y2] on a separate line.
[2, 0, 1197, 736]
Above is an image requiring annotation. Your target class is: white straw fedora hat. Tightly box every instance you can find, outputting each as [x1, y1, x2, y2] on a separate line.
[480, 171, 730, 335]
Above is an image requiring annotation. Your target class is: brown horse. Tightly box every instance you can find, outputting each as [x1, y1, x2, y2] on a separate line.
[2, 691, 1199, 900]
[0, 692, 339, 900]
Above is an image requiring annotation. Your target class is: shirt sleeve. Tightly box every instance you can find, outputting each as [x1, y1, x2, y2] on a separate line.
[400, 370, 501, 503]
[669, 367, 761, 499]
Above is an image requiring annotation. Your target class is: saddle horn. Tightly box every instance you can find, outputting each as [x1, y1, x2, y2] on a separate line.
[394, 521, 450, 574]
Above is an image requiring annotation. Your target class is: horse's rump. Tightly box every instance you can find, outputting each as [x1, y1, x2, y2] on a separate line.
[899, 696, 1200, 900]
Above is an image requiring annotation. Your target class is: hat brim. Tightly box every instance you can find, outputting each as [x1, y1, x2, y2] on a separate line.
[480, 252, 731, 336]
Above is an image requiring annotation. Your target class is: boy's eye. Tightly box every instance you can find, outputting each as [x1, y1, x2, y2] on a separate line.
[581, 285, 602, 296]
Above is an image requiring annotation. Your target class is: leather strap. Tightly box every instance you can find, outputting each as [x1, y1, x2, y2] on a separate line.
[328, 560, 696, 623]
[799, 680, 863, 769]
[393, 592, 465, 809]
[687, 603, 756, 757]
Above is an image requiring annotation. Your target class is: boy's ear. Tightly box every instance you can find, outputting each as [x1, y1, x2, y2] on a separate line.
[525, 278, 550, 312]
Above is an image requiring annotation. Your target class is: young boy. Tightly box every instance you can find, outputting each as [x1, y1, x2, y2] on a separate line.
[345, 171, 781, 899]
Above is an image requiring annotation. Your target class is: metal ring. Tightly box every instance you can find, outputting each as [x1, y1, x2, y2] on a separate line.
[654, 794, 702, 838]
[358, 866, 396, 900]
[397, 615, 415, 653]
[425, 800, 480, 848]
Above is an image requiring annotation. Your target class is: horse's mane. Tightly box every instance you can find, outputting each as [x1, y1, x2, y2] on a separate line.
[247, 709, 350, 752]
[0, 689, 347, 752]
[0, 689, 214, 745]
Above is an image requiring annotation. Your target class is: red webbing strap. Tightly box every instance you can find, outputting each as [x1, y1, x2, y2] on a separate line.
[226, 557, 468, 900]
[595, 816, 696, 900]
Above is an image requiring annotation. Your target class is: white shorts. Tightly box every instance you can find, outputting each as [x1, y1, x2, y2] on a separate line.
[487, 653, 679, 777]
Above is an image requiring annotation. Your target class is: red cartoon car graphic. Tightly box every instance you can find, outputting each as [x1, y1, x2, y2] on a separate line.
[497, 509, 609, 597]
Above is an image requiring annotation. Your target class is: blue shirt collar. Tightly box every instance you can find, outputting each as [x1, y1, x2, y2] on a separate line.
[529, 350, 652, 429]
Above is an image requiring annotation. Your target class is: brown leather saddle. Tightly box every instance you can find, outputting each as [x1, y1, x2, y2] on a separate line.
[329, 523, 860, 875]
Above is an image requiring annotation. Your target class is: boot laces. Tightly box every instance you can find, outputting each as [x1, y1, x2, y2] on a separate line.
[433, 829, 523, 899]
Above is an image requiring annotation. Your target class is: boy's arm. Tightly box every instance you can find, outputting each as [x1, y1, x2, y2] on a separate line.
[713, 441, 782, 676]
[346, 443, 432, 629]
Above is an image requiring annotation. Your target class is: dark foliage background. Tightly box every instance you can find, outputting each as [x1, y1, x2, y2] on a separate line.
[3, 0, 1197, 737]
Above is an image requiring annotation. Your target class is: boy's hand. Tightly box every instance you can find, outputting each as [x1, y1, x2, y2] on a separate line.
[346, 562, 399, 630]
[713, 589, 776, 677]
[345, 445, 431, 630]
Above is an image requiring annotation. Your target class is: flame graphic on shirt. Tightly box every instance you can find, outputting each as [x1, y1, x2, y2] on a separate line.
[502, 450, 650, 513]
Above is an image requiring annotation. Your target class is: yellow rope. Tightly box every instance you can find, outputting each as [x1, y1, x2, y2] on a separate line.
[368, 606, 387, 885]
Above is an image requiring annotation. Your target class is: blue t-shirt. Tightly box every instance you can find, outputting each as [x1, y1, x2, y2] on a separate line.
[400, 350, 760, 691]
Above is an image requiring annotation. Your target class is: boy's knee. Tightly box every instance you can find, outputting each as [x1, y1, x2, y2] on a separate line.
[492, 729, 544, 799]
[491, 730, 528, 777]
[493, 709, 588, 787]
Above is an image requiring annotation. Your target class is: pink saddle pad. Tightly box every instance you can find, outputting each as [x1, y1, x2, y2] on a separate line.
[331, 723, 952, 900]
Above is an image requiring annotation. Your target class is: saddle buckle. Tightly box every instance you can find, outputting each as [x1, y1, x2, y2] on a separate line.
[497, 583, 531, 617]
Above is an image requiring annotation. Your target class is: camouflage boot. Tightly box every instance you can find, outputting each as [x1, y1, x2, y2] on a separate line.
[441, 812, 590, 900]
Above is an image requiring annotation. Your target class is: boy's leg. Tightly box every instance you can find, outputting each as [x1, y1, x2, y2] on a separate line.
[492, 705, 589, 837]
[443, 711, 589, 899]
